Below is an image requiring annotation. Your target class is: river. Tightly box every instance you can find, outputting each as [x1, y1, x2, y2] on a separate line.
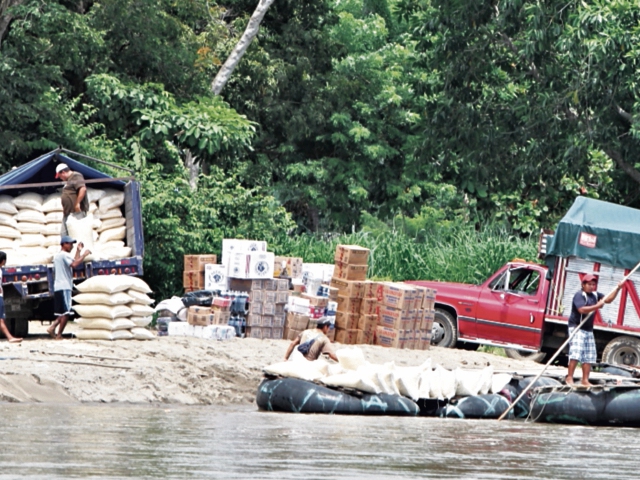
[0, 403, 637, 479]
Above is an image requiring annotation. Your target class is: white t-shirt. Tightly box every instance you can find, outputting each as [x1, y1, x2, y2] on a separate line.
[53, 251, 74, 291]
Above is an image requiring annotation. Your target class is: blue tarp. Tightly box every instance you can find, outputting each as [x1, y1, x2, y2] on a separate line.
[546, 196, 640, 271]
[0, 151, 125, 189]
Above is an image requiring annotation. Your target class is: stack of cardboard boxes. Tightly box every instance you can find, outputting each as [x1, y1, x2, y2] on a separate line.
[186, 297, 231, 326]
[237, 278, 289, 340]
[332, 245, 369, 344]
[183, 254, 217, 292]
[274, 256, 303, 279]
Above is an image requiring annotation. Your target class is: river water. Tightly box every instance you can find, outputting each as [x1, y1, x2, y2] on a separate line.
[0, 403, 638, 479]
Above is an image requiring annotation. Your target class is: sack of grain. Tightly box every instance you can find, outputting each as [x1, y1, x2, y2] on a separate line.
[0, 213, 18, 229]
[75, 317, 136, 330]
[0, 238, 15, 249]
[100, 240, 125, 249]
[45, 211, 64, 224]
[74, 329, 133, 340]
[99, 246, 132, 260]
[99, 189, 125, 212]
[89, 202, 98, 214]
[131, 327, 154, 340]
[97, 217, 126, 232]
[21, 234, 45, 247]
[5, 252, 26, 266]
[127, 289, 154, 305]
[16, 222, 44, 234]
[73, 304, 133, 319]
[0, 195, 18, 215]
[13, 192, 44, 211]
[128, 276, 152, 294]
[41, 193, 63, 213]
[0, 225, 21, 239]
[73, 292, 134, 306]
[66, 213, 95, 250]
[43, 235, 61, 247]
[87, 188, 105, 204]
[98, 226, 126, 243]
[75, 275, 135, 294]
[98, 208, 123, 220]
[44, 223, 62, 236]
[131, 316, 152, 327]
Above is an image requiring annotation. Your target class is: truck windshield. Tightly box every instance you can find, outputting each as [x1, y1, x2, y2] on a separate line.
[489, 267, 540, 295]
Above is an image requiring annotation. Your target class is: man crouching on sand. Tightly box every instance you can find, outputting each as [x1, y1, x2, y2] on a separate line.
[284, 318, 338, 362]
[0, 251, 22, 343]
[47, 236, 91, 340]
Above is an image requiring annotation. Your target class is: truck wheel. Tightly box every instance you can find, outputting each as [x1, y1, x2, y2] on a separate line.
[602, 336, 640, 366]
[504, 348, 547, 363]
[431, 309, 457, 348]
[8, 319, 28, 338]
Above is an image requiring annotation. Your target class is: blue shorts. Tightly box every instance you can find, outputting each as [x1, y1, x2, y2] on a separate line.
[54, 290, 73, 316]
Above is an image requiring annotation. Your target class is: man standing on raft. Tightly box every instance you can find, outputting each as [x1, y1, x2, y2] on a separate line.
[566, 274, 623, 386]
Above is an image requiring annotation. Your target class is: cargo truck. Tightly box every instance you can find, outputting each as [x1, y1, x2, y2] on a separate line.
[0, 149, 144, 337]
[409, 197, 640, 366]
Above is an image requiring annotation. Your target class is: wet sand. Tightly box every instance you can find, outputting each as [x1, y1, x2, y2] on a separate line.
[0, 321, 542, 404]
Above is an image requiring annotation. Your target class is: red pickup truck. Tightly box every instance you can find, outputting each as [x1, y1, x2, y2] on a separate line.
[409, 197, 640, 366]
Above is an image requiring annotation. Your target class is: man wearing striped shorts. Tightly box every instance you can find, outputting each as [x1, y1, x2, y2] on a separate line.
[566, 274, 622, 386]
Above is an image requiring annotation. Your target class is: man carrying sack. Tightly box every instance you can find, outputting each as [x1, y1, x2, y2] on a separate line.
[56, 163, 89, 236]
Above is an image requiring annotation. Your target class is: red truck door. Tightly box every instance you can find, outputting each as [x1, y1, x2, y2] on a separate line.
[474, 264, 546, 350]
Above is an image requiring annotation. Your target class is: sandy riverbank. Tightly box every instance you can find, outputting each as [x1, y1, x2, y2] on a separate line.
[0, 322, 543, 404]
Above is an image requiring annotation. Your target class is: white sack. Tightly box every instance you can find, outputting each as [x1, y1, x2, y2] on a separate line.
[97, 217, 126, 232]
[490, 373, 513, 394]
[0, 238, 15, 249]
[131, 316, 153, 327]
[73, 292, 134, 306]
[75, 275, 135, 294]
[75, 317, 136, 330]
[16, 209, 46, 224]
[0, 213, 17, 229]
[99, 189, 125, 211]
[0, 226, 21, 239]
[20, 234, 45, 247]
[128, 276, 152, 294]
[44, 224, 62, 236]
[45, 211, 64, 224]
[41, 193, 62, 213]
[131, 327, 154, 340]
[0, 195, 18, 215]
[430, 365, 457, 400]
[336, 347, 367, 371]
[98, 226, 126, 243]
[321, 371, 380, 394]
[127, 289, 154, 305]
[263, 360, 326, 382]
[13, 192, 43, 211]
[75, 328, 133, 340]
[66, 213, 95, 250]
[73, 304, 133, 319]
[87, 188, 105, 204]
[455, 369, 484, 397]
[98, 208, 123, 220]
[16, 222, 44, 234]
[130, 304, 154, 316]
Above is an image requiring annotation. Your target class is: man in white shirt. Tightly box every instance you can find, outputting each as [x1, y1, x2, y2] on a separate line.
[0, 251, 22, 343]
[47, 236, 91, 340]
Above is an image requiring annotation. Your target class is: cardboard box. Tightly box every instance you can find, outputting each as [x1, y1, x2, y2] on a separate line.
[204, 264, 228, 290]
[245, 327, 262, 339]
[360, 297, 377, 315]
[335, 311, 359, 330]
[262, 279, 277, 291]
[262, 291, 277, 304]
[246, 314, 262, 327]
[229, 279, 263, 291]
[309, 306, 325, 319]
[276, 291, 289, 304]
[335, 328, 358, 344]
[378, 305, 414, 330]
[222, 239, 267, 264]
[272, 327, 284, 339]
[402, 329, 415, 350]
[262, 315, 274, 328]
[356, 329, 373, 345]
[327, 328, 336, 342]
[336, 296, 361, 314]
[330, 278, 363, 298]
[249, 302, 262, 315]
[274, 313, 286, 328]
[285, 312, 310, 331]
[275, 303, 286, 315]
[276, 279, 289, 291]
[362, 281, 381, 299]
[284, 327, 302, 341]
[274, 256, 304, 279]
[212, 310, 230, 325]
[301, 293, 329, 308]
[328, 287, 339, 302]
[423, 287, 437, 309]
[183, 271, 205, 289]
[379, 283, 415, 310]
[333, 262, 368, 281]
[261, 328, 272, 339]
[250, 289, 263, 303]
[375, 326, 401, 348]
[357, 314, 377, 336]
[228, 252, 275, 280]
[263, 303, 277, 317]
[334, 245, 370, 266]
[184, 254, 217, 272]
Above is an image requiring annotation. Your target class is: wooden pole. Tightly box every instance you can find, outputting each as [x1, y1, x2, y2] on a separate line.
[497, 259, 640, 421]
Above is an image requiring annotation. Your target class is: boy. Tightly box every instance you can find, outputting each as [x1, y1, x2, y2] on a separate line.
[0, 251, 22, 343]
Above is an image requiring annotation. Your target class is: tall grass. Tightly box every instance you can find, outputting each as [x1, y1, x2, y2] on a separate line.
[268, 225, 538, 284]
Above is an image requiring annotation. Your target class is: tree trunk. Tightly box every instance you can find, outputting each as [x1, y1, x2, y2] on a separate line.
[211, 0, 276, 96]
[0, 0, 23, 48]
[184, 149, 200, 192]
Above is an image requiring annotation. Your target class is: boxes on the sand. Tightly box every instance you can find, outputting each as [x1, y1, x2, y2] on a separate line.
[334, 245, 370, 266]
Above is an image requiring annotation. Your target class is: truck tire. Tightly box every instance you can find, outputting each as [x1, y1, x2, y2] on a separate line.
[504, 348, 547, 363]
[431, 309, 457, 348]
[602, 336, 640, 366]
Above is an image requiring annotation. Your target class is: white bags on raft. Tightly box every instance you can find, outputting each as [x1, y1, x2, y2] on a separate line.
[0, 189, 130, 266]
[72, 275, 154, 341]
[263, 346, 513, 400]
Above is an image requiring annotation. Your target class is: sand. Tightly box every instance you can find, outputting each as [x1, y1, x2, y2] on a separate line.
[0, 322, 545, 404]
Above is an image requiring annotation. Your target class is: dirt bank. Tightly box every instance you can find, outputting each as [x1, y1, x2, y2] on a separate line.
[0, 322, 543, 404]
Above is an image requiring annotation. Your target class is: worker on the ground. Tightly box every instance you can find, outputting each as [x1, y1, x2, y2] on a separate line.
[284, 318, 338, 362]
[566, 274, 623, 386]
[47, 236, 91, 340]
[56, 163, 89, 236]
[0, 251, 22, 343]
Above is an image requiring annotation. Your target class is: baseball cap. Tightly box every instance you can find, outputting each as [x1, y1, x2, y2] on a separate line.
[582, 274, 598, 283]
[55, 163, 70, 179]
[317, 317, 332, 327]
[60, 235, 77, 245]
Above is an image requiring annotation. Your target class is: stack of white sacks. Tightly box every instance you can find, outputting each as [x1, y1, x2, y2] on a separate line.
[264, 347, 513, 401]
[0, 188, 130, 266]
[72, 275, 155, 340]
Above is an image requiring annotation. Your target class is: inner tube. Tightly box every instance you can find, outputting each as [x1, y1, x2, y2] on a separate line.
[256, 377, 420, 416]
[440, 394, 514, 420]
[499, 376, 563, 418]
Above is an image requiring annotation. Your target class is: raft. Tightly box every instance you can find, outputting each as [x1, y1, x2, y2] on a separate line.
[256, 377, 420, 416]
[440, 394, 514, 419]
[530, 385, 640, 427]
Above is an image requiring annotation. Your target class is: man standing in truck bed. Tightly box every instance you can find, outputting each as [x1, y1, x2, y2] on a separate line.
[566, 274, 623, 386]
[56, 163, 89, 236]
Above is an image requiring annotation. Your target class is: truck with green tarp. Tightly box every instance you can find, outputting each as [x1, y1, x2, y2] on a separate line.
[409, 196, 640, 366]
